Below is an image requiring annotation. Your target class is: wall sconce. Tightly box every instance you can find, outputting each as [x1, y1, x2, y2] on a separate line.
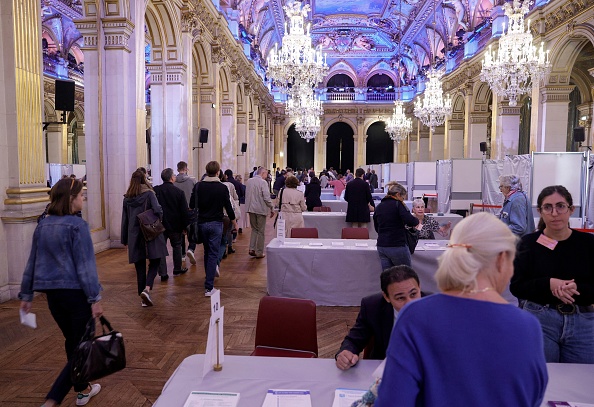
[211, 103, 216, 108]
[279, 151, 284, 157]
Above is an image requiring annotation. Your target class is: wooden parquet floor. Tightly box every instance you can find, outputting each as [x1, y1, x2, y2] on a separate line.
[0, 222, 360, 406]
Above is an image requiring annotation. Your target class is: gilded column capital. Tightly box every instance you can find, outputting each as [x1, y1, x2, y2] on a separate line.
[102, 18, 134, 52]
[181, 11, 198, 33]
[540, 85, 576, 103]
[211, 42, 226, 64]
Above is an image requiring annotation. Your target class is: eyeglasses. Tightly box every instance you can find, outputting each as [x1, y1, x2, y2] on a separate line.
[498, 185, 508, 190]
[540, 203, 570, 214]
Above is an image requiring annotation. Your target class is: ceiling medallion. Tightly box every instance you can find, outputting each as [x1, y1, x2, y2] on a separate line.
[480, 0, 550, 107]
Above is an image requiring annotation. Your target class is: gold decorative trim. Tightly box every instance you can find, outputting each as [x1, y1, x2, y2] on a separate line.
[0, 215, 39, 224]
[4, 196, 50, 205]
[6, 187, 50, 194]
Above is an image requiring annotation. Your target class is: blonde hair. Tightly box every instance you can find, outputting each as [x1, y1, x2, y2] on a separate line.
[385, 181, 407, 198]
[435, 212, 517, 292]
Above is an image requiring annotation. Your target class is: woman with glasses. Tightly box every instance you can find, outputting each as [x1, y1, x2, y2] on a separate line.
[498, 174, 535, 236]
[411, 198, 451, 239]
[19, 178, 104, 406]
[511, 185, 594, 363]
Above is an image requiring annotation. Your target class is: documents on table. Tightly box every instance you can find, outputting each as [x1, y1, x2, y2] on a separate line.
[262, 389, 312, 407]
[183, 391, 239, 407]
[331, 241, 344, 246]
[548, 402, 594, 407]
[332, 388, 367, 407]
[354, 243, 368, 247]
[308, 242, 324, 246]
[422, 243, 446, 251]
[283, 241, 301, 246]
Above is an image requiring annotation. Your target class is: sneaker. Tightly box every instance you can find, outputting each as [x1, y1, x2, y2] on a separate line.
[141, 301, 148, 307]
[205, 289, 215, 297]
[227, 247, 236, 254]
[76, 383, 101, 406]
[160, 275, 169, 282]
[140, 289, 153, 306]
[186, 249, 196, 265]
[255, 254, 266, 259]
[173, 267, 188, 276]
[215, 265, 220, 277]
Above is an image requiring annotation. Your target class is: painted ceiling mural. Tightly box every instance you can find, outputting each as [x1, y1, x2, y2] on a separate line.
[236, 0, 496, 89]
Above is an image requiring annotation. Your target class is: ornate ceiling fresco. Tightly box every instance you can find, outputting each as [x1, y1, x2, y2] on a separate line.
[237, 0, 496, 87]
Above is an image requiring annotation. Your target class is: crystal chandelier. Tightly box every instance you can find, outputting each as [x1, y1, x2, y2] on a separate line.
[294, 112, 320, 142]
[288, 85, 323, 142]
[414, 67, 452, 131]
[480, 0, 550, 107]
[267, 1, 328, 94]
[386, 100, 413, 142]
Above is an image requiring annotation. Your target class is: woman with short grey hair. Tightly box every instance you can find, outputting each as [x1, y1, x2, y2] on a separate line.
[498, 174, 535, 236]
[411, 198, 451, 239]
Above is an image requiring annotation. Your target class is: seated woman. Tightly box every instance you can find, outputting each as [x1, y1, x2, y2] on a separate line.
[411, 198, 451, 239]
[304, 176, 322, 211]
[511, 185, 594, 363]
[277, 175, 307, 236]
[375, 212, 548, 407]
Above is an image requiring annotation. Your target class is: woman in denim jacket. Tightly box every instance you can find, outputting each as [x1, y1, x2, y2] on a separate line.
[19, 178, 104, 407]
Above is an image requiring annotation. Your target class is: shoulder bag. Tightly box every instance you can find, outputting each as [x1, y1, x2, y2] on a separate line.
[136, 198, 165, 242]
[188, 183, 202, 244]
[399, 200, 419, 254]
[273, 187, 284, 229]
[71, 316, 126, 385]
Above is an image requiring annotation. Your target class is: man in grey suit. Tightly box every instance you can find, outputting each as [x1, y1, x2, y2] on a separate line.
[245, 167, 274, 258]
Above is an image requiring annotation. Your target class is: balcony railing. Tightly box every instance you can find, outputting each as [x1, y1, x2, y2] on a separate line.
[326, 92, 355, 101]
[366, 93, 396, 101]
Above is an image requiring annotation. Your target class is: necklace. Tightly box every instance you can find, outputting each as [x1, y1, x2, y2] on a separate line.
[461, 286, 494, 295]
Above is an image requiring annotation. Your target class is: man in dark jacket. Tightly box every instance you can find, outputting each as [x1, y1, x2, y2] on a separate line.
[190, 161, 237, 296]
[175, 161, 197, 265]
[155, 168, 189, 278]
[345, 168, 375, 227]
[272, 170, 286, 195]
[335, 265, 423, 370]
[369, 170, 379, 190]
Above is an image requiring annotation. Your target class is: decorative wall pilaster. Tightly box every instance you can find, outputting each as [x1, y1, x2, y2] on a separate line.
[535, 85, 575, 152]
[491, 99, 521, 159]
[467, 113, 489, 158]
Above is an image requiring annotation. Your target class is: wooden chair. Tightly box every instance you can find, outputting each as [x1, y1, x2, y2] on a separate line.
[341, 227, 369, 239]
[251, 296, 318, 358]
[313, 206, 331, 212]
[291, 228, 319, 238]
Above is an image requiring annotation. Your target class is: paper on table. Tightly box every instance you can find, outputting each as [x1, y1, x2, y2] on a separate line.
[354, 243, 368, 247]
[423, 243, 446, 251]
[548, 402, 594, 407]
[332, 388, 367, 407]
[331, 242, 344, 246]
[19, 309, 37, 329]
[283, 241, 301, 246]
[183, 391, 239, 407]
[308, 242, 324, 246]
[262, 390, 312, 407]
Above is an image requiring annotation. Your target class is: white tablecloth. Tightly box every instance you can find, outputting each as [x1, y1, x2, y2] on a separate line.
[302, 212, 463, 240]
[155, 354, 594, 407]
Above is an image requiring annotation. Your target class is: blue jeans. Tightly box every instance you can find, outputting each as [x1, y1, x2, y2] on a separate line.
[199, 221, 223, 290]
[376, 245, 411, 270]
[521, 300, 594, 363]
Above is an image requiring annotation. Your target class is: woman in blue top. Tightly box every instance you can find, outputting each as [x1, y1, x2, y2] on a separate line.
[19, 178, 104, 407]
[376, 212, 547, 407]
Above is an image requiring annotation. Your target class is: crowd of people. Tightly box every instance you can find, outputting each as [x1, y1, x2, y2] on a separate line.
[16, 159, 594, 406]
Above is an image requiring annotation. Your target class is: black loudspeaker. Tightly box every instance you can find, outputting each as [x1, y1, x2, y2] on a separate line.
[273, 162, 277, 169]
[479, 142, 487, 152]
[573, 127, 585, 143]
[241, 142, 247, 153]
[199, 128, 209, 143]
[55, 79, 75, 111]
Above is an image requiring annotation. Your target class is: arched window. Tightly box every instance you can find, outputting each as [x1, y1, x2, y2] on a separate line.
[366, 74, 395, 93]
[327, 74, 354, 92]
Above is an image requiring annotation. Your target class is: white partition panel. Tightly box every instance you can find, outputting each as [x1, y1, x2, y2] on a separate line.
[412, 161, 437, 198]
[389, 163, 407, 185]
[450, 159, 483, 210]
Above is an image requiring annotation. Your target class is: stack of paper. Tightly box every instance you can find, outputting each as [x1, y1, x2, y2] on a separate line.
[548, 403, 594, 407]
[262, 389, 312, 407]
[183, 391, 239, 407]
[332, 388, 367, 407]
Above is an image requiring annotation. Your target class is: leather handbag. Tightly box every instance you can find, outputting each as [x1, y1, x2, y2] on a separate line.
[137, 200, 165, 242]
[404, 227, 419, 254]
[71, 316, 126, 385]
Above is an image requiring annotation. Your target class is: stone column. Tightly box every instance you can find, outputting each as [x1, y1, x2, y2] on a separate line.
[534, 85, 575, 152]
[418, 126, 430, 161]
[220, 102, 237, 172]
[191, 86, 201, 177]
[467, 113, 489, 158]
[46, 123, 67, 163]
[577, 102, 593, 150]
[76, 126, 86, 164]
[248, 118, 257, 170]
[356, 116, 365, 167]
[429, 126, 445, 161]
[491, 98, 521, 159]
[321, 134, 329, 169]
[200, 87, 218, 166]
[0, 0, 48, 301]
[445, 119, 464, 158]
[236, 112, 248, 176]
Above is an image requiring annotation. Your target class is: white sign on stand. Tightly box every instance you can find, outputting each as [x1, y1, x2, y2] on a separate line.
[211, 289, 221, 315]
[276, 216, 286, 244]
[203, 305, 224, 378]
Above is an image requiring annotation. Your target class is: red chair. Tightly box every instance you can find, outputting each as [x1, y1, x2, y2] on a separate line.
[313, 206, 331, 212]
[251, 296, 318, 358]
[341, 227, 369, 239]
[291, 228, 319, 238]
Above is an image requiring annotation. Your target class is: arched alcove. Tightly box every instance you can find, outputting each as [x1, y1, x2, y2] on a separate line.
[327, 74, 355, 91]
[287, 124, 314, 170]
[326, 122, 354, 174]
[366, 121, 393, 164]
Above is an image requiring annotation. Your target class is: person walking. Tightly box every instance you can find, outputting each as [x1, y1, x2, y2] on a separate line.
[155, 168, 189, 278]
[190, 161, 237, 296]
[345, 168, 375, 227]
[121, 170, 168, 306]
[174, 161, 197, 265]
[245, 167, 274, 258]
[19, 178, 104, 407]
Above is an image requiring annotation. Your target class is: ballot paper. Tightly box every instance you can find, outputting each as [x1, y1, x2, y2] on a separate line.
[332, 388, 367, 407]
[261, 389, 312, 407]
[183, 391, 239, 407]
[548, 402, 594, 407]
[19, 309, 37, 329]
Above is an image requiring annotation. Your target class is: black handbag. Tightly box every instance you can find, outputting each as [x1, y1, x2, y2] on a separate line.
[188, 184, 202, 244]
[71, 316, 126, 385]
[137, 200, 165, 242]
[404, 227, 419, 254]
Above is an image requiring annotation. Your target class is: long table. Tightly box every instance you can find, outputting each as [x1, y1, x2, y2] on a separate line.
[302, 212, 463, 240]
[154, 354, 594, 407]
[266, 238, 516, 306]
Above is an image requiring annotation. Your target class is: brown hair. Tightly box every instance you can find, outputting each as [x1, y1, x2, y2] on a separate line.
[536, 185, 573, 231]
[285, 175, 299, 188]
[125, 170, 152, 198]
[48, 178, 84, 216]
[205, 161, 220, 177]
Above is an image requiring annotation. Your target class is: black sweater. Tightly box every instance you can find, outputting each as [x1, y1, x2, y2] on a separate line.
[511, 230, 594, 306]
[373, 197, 419, 247]
[189, 179, 236, 223]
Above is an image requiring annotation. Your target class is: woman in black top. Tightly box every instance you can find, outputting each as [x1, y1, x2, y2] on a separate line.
[373, 182, 419, 269]
[511, 185, 594, 363]
[304, 176, 322, 211]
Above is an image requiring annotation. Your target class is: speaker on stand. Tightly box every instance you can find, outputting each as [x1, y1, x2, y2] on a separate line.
[237, 142, 247, 156]
[193, 128, 209, 150]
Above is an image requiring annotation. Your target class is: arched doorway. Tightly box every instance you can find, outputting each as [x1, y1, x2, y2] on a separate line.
[366, 121, 393, 164]
[287, 124, 314, 170]
[326, 122, 354, 174]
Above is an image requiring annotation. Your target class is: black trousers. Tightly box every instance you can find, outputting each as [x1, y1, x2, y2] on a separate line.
[159, 230, 183, 275]
[45, 289, 92, 403]
[134, 258, 160, 295]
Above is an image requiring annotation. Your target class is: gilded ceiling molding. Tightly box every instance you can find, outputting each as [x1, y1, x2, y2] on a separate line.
[543, 0, 594, 33]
